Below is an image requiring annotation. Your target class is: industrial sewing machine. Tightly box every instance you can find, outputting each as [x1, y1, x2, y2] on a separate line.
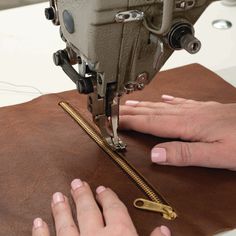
[45, 0, 216, 151]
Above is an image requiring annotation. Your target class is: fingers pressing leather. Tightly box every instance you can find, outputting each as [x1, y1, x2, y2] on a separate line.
[125, 95, 198, 108]
[120, 103, 181, 116]
[32, 218, 50, 236]
[71, 179, 104, 234]
[119, 115, 188, 139]
[151, 141, 230, 168]
[123, 100, 198, 116]
[125, 100, 172, 109]
[161, 95, 200, 105]
[96, 186, 136, 232]
[125, 95, 200, 108]
[51, 193, 79, 236]
[120, 106, 159, 116]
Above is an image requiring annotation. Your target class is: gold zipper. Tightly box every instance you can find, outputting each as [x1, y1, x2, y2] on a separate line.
[59, 101, 177, 220]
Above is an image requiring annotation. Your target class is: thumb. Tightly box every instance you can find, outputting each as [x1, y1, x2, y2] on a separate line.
[151, 141, 224, 168]
[150, 226, 171, 236]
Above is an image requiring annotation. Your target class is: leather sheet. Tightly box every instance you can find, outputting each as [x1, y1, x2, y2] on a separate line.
[0, 64, 236, 236]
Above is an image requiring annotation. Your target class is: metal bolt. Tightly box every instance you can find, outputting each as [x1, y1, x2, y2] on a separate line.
[45, 7, 55, 20]
[137, 84, 145, 90]
[116, 14, 126, 22]
[136, 73, 148, 84]
[124, 83, 135, 94]
[76, 78, 94, 94]
[53, 52, 61, 66]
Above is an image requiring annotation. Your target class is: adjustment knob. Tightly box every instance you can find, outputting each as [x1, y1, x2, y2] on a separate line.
[45, 7, 55, 20]
[168, 22, 201, 54]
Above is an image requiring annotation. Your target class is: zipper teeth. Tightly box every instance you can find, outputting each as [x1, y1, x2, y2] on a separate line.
[59, 101, 163, 204]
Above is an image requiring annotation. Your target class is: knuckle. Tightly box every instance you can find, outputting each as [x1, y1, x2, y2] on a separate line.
[178, 143, 192, 165]
[103, 201, 127, 212]
[176, 103, 194, 113]
[73, 189, 98, 214]
[177, 103, 185, 109]
[146, 115, 158, 124]
[73, 186, 89, 202]
[57, 224, 77, 235]
[98, 187, 114, 199]
[77, 202, 97, 213]
[182, 120, 193, 139]
[111, 224, 135, 236]
[53, 202, 68, 216]
[180, 115, 198, 140]
[138, 101, 148, 106]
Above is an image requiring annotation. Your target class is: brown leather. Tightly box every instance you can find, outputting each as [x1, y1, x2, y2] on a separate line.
[0, 64, 236, 236]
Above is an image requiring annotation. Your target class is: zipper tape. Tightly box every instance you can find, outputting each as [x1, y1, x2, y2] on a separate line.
[59, 101, 177, 220]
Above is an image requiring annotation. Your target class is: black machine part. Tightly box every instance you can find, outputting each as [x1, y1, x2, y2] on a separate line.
[168, 22, 201, 54]
[53, 50, 94, 94]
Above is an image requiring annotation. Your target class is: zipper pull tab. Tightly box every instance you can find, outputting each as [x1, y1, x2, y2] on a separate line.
[134, 198, 177, 220]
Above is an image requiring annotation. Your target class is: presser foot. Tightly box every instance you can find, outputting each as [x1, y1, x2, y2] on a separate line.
[106, 136, 127, 151]
[95, 113, 126, 152]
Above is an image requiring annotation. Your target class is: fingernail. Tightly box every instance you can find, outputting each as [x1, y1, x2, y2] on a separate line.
[160, 225, 171, 236]
[125, 100, 140, 106]
[71, 179, 83, 191]
[33, 218, 43, 229]
[162, 95, 174, 101]
[96, 186, 106, 194]
[53, 192, 65, 204]
[151, 148, 167, 163]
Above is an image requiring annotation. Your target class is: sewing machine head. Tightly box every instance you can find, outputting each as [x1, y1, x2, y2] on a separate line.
[45, 0, 215, 151]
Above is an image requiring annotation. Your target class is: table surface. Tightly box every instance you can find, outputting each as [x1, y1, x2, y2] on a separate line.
[0, 3, 236, 235]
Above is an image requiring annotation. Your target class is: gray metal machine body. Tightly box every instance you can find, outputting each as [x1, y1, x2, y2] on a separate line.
[45, 0, 216, 150]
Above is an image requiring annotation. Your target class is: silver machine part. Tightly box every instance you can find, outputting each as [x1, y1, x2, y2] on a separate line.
[180, 33, 202, 54]
[45, 0, 217, 151]
[212, 19, 233, 29]
[115, 10, 144, 23]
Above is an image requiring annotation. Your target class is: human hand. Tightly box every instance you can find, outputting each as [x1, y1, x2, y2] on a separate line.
[120, 95, 236, 170]
[32, 179, 171, 236]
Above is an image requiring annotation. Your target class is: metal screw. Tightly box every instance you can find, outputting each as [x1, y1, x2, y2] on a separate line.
[53, 52, 61, 66]
[124, 83, 135, 93]
[136, 73, 148, 84]
[45, 7, 55, 20]
[137, 84, 145, 90]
